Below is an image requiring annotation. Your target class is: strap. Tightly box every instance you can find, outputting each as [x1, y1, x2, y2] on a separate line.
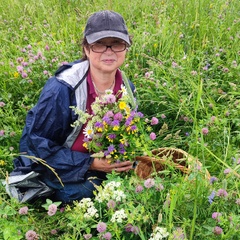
[71, 70, 88, 98]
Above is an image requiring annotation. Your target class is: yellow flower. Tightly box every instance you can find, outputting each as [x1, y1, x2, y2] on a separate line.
[113, 126, 119, 131]
[154, 43, 158, 48]
[119, 101, 126, 110]
[96, 127, 103, 132]
[0, 160, 6, 166]
[14, 72, 19, 78]
[83, 142, 88, 149]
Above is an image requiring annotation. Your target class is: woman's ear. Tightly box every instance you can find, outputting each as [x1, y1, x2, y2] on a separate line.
[84, 46, 90, 59]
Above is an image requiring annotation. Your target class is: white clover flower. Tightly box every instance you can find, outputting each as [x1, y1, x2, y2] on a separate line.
[112, 190, 126, 202]
[95, 181, 123, 203]
[148, 227, 169, 240]
[78, 198, 94, 209]
[111, 209, 127, 223]
[84, 206, 99, 219]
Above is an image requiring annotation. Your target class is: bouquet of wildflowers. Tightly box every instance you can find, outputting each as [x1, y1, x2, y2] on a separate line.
[72, 84, 159, 163]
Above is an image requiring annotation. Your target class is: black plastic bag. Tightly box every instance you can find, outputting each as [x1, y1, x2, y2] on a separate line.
[3, 171, 54, 203]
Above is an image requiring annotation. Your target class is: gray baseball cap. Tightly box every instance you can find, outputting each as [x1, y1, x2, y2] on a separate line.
[84, 10, 131, 45]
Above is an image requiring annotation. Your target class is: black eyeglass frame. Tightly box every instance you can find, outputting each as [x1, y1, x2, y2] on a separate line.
[90, 43, 128, 53]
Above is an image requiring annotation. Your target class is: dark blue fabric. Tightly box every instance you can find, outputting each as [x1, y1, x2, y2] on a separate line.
[18, 61, 94, 184]
[45, 171, 107, 203]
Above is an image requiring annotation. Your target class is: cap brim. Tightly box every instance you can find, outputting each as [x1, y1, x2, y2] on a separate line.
[86, 30, 130, 45]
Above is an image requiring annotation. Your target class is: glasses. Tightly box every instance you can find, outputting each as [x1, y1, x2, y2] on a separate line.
[90, 42, 127, 53]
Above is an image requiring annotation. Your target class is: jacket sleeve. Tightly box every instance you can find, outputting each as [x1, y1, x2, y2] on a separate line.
[20, 77, 93, 183]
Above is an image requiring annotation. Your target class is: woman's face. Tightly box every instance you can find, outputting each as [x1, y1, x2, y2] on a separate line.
[84, 37, 127, 74]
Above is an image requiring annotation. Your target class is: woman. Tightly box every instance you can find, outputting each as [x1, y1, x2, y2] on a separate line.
[14, 10, 134, 203]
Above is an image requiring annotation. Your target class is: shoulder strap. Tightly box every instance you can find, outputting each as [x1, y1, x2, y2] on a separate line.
[71, 69, 89, 98]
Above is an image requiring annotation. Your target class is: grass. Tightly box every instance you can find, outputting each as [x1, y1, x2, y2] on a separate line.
[0, 0, 239, 239]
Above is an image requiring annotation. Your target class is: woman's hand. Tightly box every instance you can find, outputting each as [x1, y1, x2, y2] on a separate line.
[89, 158, 133, 173]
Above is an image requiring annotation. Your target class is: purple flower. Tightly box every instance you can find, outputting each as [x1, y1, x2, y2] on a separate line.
[108, 145, 115, 153]
[111, 120, 120, 127]
[155, 183, 164, 191]
[47, 204, 57, 216]
[21, 72, 28, 78]
[213, 226, 223, 235]
[137, 112, 144, 118]
[97, 222, 107, 233]
[107, 200, 116, 209]
[161, 114, 166, 119]
[151, 117, 159, 125]
[19, 206, 28, 215]
[217, 189, 228, 198]
[108, 133, 116, 140]
[212, 212, 222, 221]
[172, 228, 185, 240]
[105, 111, 114, 118]
[223, 168, 231, 174]
[84, 233, 92, 239]
[0, 130, 5, 136]
[125, 223, 133, 232]
[202, 127, 209, 135]
[130, 125, 137, 131]
[0, 101, 6, 107]
[102, 116, 111, 125]
[144, 178, 155, 188]
[105, 94, 116, 103]
[102, 232, 112, 240]
[209, 176, 218, 184]
[135, 185, 144, 193]
[131, 226, 139, 235]
[150, 132, 156, 140]
[208, 191, 215, 204]
[95, 121, 104, 128]
[50, 229, 57, 235]
[25, 230, 39, 240]
[114, 112, 123, 121]
[45, 45, 50, 51]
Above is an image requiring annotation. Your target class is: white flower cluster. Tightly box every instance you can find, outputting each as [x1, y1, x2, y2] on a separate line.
[110, 209, 127, 223]
[95, 181, 126, 203]
[78, 198, 99, 219]
[148, 227, 169, 240]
